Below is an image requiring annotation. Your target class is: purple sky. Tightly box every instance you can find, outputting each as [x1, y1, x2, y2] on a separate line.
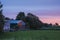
[1, 0, 60, 19]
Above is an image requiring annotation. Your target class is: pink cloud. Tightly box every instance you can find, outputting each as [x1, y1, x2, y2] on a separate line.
[39, 16, 60, 25]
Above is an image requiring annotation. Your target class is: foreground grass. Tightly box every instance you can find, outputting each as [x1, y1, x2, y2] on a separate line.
[0, 30, 60, 40]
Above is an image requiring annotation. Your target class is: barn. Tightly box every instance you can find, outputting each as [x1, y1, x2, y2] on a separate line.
[3, 20, 26, 32]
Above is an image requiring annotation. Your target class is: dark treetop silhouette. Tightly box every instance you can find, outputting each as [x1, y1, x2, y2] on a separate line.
[0, 2, 5, 32]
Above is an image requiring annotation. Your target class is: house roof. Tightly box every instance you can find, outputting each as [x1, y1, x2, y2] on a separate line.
[10, 20, 21, 23]
[5, 20, 25, 25]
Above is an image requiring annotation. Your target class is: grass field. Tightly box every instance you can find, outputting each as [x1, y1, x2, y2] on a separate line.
[0, 30, 60, 40]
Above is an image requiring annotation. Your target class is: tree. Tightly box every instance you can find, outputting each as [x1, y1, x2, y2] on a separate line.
[55, 23, 59, 26]
[16, 12, 26, 22]
[54, 23, 59, 27]
[26, 13, 43, 30]
[0, 2, 4, 32]
[5, 17, 10, 20]
[0, 2, 3, 8]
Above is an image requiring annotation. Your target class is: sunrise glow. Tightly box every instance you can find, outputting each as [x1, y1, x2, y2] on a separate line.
[40, 16, 60, 25]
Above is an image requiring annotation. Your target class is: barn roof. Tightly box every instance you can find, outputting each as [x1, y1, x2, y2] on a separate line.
[5, 20, 25, 25]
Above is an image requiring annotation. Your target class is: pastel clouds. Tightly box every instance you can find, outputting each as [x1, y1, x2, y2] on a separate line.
[40, 16, 60, 25]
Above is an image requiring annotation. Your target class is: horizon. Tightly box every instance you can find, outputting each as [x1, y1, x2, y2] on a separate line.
[1, 0, 60, 25]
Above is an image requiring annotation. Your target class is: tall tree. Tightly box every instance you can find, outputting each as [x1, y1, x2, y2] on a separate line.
[0, 2, 4, 32]
[16, 12, 26, 22]
[26, 13, 43, 29]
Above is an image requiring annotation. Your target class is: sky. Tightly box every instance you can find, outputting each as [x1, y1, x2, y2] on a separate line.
[0, 0, 60, 25]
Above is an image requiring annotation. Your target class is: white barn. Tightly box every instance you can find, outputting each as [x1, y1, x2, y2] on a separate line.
[3, 20, 26, 32]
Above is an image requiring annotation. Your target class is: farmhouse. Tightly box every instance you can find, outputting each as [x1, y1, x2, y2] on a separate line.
[3, 20, 26, 32]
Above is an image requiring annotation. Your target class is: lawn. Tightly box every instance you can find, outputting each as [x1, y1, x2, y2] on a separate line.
[0, 30, 60, 40]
